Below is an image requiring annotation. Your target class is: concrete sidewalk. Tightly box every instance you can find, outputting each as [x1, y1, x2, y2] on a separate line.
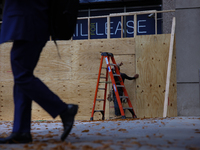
[0, 117, 200, 150]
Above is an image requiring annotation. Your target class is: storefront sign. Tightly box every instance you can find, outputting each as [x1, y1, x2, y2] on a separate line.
[73, 14, 161, 40]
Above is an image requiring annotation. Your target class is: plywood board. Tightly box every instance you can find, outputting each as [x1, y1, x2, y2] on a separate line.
[135, 34, 177, 118]
[0, 43, 13, 82]
[0, 38, 136, 121]
[0, 36, 177, 121]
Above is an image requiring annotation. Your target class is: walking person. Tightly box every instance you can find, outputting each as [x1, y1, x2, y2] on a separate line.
[0, 0, 78, 143]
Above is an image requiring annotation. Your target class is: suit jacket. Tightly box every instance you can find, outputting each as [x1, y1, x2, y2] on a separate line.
[0, 0, 50, 44]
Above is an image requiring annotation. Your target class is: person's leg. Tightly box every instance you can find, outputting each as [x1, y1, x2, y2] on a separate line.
[11, 40, 68, 120]
[12, 84, 32, 133]
[113, 93, 121, 116]
[0, 40, 77, 143]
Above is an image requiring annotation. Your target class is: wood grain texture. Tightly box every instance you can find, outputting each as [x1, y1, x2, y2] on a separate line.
[0, 36, 177, 121]
[135, 34, 177, 118]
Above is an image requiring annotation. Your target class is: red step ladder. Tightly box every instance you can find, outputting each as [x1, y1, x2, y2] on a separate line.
[90, 52, 137, 120]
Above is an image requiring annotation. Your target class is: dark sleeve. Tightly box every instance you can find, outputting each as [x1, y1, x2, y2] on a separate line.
[121, 73, 135, 80]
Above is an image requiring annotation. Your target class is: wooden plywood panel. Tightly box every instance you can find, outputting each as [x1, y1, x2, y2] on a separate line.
[135, 34, 177, 118]
[35, 41, 73, 81]
[0, 43, 14, 121]
[168, 42, 177, 117]
[0, 36, 177, 121]
[0, 82, 14, 121]
[0, 43, 13, 82]
[72, 38, 135, 55]
[71, 38, 135, 80]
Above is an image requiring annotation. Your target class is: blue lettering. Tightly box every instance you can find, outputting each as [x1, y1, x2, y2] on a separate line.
[138, 20, 147, 34]
[80, 23, 88, 36]
[115, 21, 122, 35]
[96, 23, 104, 35]
[126, 20, 134, 35]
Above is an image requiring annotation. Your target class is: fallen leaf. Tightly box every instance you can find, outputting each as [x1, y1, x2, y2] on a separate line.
[93, 140, 103, 143]
[118, 129, 127, 132]
[82, 130, 89, 132]
[131, 141, 142, 147]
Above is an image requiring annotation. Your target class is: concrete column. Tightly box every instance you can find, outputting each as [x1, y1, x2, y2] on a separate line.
[162, 0, 175, 34]
[176, 0, 200, 116]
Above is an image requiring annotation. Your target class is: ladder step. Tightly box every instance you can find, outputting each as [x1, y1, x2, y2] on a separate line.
[116, 85, 124, 87]
[96, 99, 105, 101]
[119, 96, 128, 98]
[113, 74, 120, 77]
[123, 107, 133, 110]
[100, 77, 106, 79]
[102, 67, 107, 69]
[94, 110, 104, 112]
[98, 88, 106, 90]
[110, 63, 117, 66]
[99, 81, 112, 84]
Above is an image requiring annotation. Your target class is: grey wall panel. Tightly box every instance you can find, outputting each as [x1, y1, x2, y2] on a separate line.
[176, 0, 200, 9]
[177, 83, 200, 116]
[162, 0, 175, 34]
[176, 0, 200, 116]
[176, 8, 200, 82]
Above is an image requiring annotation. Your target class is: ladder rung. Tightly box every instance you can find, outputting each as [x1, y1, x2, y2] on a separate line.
[99, 81, 112, 84]
[94, 110, 104, 112]
[100, 77, 106, 79]
[113, 74, 120, 77]
[116, 85, 124, 87]
[123, 107, 133, 110]
[119, 96, 128, 98]
[110, 63, 117, 66]
[98, 88, 106, 90]
[96, 99, 105, 101]
[102, 67, 107, 69]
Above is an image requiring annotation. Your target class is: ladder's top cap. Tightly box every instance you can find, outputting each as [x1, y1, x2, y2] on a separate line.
[101, 52, 113, 57]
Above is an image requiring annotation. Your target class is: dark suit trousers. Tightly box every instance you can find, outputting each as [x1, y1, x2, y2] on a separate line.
[11, 40, 67, 133]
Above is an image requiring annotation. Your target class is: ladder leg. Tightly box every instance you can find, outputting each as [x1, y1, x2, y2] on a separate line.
[110, 56, 126, 118]
[102, 64, 109, 120]
[90, 56, 104, 121]
[123, 90, 137, 118]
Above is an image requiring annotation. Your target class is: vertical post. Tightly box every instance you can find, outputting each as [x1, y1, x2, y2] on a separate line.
[88, 18, 90, 40]
[134, 14, 137, 37]
[121, 16, 123, 38]
[155, 11, 157, 35]
[124, 6, 127, 38]
[163, 17, 176, 117]
[107, 16, 110, 39]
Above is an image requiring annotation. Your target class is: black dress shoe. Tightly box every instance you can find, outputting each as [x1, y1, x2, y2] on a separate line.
[60, 104, 78, 141]
[0, 132, 32, 144]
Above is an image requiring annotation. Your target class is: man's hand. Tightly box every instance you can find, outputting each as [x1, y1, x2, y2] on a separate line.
[134, 74, 139, 79]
